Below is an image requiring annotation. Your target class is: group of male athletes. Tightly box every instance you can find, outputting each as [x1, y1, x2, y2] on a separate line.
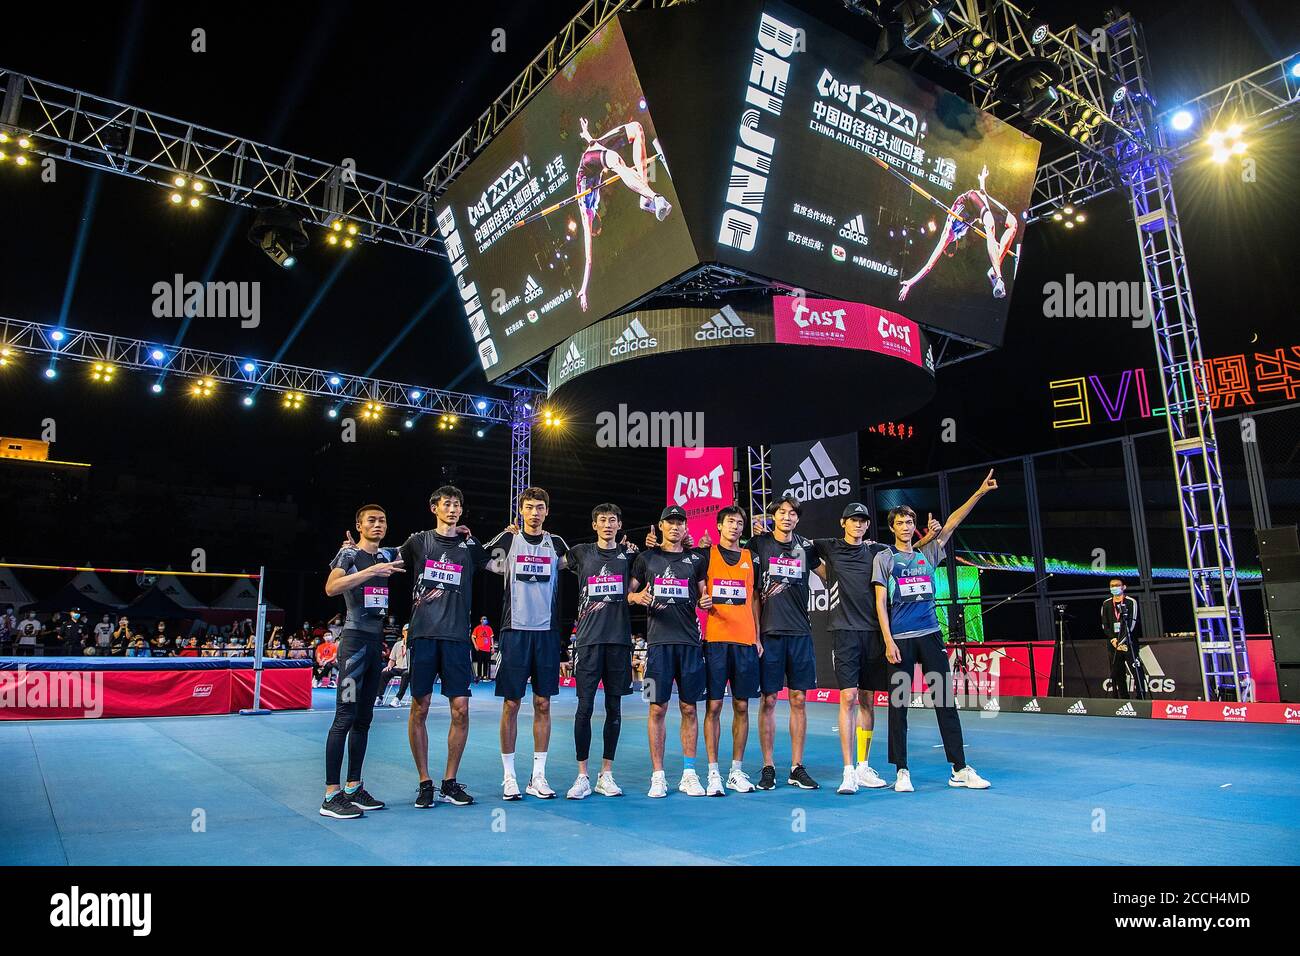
[319, 474, 997, 818]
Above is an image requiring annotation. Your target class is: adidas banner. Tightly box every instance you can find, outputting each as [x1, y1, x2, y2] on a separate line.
[770, 434, 859, 680]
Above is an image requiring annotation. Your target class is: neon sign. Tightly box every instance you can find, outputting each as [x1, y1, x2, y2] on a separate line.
[1050, 346, 1300, 429]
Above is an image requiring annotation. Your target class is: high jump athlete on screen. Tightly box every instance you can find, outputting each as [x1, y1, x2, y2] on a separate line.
[897, 164, 1019, 303]
[575, 116, 672, 312]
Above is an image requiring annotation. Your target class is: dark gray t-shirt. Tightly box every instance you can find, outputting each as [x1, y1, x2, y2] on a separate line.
[747, 533, 823, 636]
[814, 538, 890, 631]
[328, 547, 399, 636]
[565, 543, 635, 647]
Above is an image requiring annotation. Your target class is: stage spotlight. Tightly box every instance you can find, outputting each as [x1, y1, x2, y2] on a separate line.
[174, 175, 187, 188]
[150, 348, 165, 361]
[50, 330, 65, 342]
[410, 389, 422, 400]
[1171, 109, 1194, 132]
[1029, 21, 1050, 45]
[188, 196, 200, 209]
[1052, 212, 1063, 221]
[404, 419, 414, 429]
[282, 391, 305, 410]
[876, 0, 955, 63]
[248, 207, 309, 269]
[191, 378, 216, 397]
[475, 429, 484, 438]
[995, 57, 1063, 120]
[90, 362, 116, 383]
[360, 402, 383, 421]
[329, 375, 341, 387]
[45, 366, 57, 379]
[192, 180, 204, 192]
[243, 362, 256, 373]
[0, 346, 12, 367]
[1291, 60, 1300, 79]
[1112, 85, 1128, 103]
[1063, 205, 1074, 215]
[242, 395, 254, 407]
[1064, 220, 1075, 229]
[327, 408, 339, 419]
[170, 192, 184, 204]
[151, 383, 163, 394]
[476, 400, 487, 410]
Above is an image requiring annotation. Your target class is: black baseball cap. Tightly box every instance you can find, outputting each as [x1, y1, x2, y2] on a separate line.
[659, 505, 688, 522]
[841, 502, 871, 519]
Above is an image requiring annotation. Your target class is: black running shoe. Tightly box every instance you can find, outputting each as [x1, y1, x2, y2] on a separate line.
[788, 764, 820, 790]
[320, 791, 364, 819]
[756, 765, 777, 791]
[414, 780, 437, 809]
[348, 786, 385, 811]
[437, 778, 475, 806]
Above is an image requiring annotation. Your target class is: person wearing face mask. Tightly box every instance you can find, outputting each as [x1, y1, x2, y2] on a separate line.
[1102, 578, 1145, 700]
[60, 608, 86, 655]
[16, 611, 41, 655]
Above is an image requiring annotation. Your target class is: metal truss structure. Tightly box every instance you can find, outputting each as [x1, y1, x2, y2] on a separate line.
[0, 70, 441, 255]
[0, 316, 517, 422]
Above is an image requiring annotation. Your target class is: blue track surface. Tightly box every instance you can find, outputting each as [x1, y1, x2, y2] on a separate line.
[5, 685, 1299, 866]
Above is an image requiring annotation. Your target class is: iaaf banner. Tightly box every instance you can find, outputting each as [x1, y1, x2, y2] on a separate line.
[770, 434, 860, 681]
[772, 295, 927, 368]
[665, 446, 735, 546]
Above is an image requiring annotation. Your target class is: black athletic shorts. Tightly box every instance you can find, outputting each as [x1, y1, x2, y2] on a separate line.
[574, 643, 634, 699]
[832, 629, 890, 692]
[758, 633, 817, 694]
[495, 628, 561, 700]
[409, 636, 472, 699]
[643, 643, 706, 705]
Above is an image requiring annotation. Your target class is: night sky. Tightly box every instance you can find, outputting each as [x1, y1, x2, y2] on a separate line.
[1, 0, 1296, 625]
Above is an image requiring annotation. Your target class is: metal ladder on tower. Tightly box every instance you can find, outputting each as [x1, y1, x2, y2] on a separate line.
[1107, 15, 1252, 701]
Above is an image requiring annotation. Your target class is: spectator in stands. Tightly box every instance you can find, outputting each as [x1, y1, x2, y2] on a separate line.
[0, 606, 16, 651]
[314, 631, 339, 686]
[377, 626, 411, 707]
[15, 611, 41, 656]
[177, 637, 199, 658]
[127, 636, 151, 658]
[93, 614, 114, 654]
[151, 622, 172, 656]
[201, 635, 218, 657]
[59, 609, 86, 654]
[471, 616, 495, 682]
[112, 617, 133, 656]
[288, 633, 308, 660]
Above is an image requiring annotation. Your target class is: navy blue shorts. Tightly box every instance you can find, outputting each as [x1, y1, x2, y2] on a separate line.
[759, 633, 818, 694]
[409, 637, 472, 700]
[495, 628, 561, 700]
[704, 642, 760, 701]
[643, 643, 706, 705]
[574, 643, 634, 699]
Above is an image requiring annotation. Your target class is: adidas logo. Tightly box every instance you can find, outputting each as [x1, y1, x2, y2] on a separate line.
[695, 304, 755, 340]
[610, 318, 658, 356]
[477, 338, 499, 371]
[1115, 701, 1137, 716]
[782, 440, 851, 501]
[839, 214, 869, 245]
[558, 342, 585, 378]
[924, 344, 935, 372]
[1022, 699, 1041, 713]
[981, 697, 1000, 711]
[1067, 700, 1088, 715]
[524, 274, 543, 303]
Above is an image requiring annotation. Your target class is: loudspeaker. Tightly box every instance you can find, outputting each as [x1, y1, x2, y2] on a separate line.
[1257, 526, 1299, 557]
[1271, 608, 1300, 665]
[1278, 665, 1300, 703]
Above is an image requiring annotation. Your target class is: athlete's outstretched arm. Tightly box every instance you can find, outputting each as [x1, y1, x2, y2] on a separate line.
[936, 470, 998, 546]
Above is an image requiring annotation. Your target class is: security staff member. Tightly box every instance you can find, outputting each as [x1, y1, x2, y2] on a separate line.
[1102, 578, 1145, 700]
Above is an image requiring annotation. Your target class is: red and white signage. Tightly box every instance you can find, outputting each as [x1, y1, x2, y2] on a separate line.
[1152, 700, 1300, 724]
[773, 295, 923, 366]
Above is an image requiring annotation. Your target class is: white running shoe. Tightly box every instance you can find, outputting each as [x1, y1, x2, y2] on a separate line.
[595, 771, 623, 797]
[647, 772, 669, 798]
[837, 768, 859, 795]
[639, 195, 654, 212]
[678, 769, 706, 797]
[566, 774, 592, 800]
[706, 769, 726, 797]
[388, 698, 402, 707]
[949, 765, 991, 789]
[502, 774, 522, 801]
[526, 775, 557, 799]
[726, 768, 756, 793]
[988, 267, 1006, 298]
[653, 195, 672, 221]
[856, 762, 889, 789]
[894, 769, 914, 793]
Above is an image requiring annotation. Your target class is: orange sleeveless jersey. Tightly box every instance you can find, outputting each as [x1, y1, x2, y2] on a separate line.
[704, 546, 757, 645]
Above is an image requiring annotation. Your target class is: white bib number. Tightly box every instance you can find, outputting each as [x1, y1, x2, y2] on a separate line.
[423, 560, 463, 587]
[515, 554, 553, 580]
[896, 574, 933, 602]
[363, 586, 389, 609]
[653, 576, 689, 600]
[588, 574, 623, 597]
[711, 578, 747, 605]
[769, 556, 802, 580]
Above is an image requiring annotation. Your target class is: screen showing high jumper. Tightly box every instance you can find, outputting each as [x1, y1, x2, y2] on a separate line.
[709, 1, 1041, 346]
[434, 19, 698, 380]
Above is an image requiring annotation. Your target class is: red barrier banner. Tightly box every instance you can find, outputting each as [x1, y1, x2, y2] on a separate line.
[0, 667, 232, 719]
[229, 668, 313, 711]
[1152, 700, 1300, 725]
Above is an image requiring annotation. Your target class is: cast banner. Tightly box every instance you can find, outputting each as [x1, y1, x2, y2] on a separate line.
[770, 434, 860, 681]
